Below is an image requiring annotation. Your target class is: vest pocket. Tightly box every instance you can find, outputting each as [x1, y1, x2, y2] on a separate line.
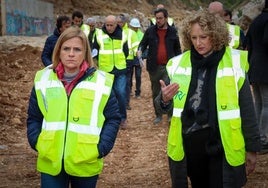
[70, 134, 99, 164]
[36, 131, 58, 162]
[231, 120, 245, 150]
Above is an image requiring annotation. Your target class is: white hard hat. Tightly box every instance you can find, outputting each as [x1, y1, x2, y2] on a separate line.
[129, 18, 141, 28]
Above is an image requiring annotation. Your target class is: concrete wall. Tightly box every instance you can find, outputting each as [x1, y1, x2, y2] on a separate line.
[1, 0, 54, 36]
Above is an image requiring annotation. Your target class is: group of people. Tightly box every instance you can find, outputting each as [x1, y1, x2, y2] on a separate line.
[27, 1, 268, 187]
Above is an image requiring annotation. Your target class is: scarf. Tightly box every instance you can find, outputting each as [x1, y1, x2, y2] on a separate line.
[181, 46, 225, 135]
[55, 61, 89, 95]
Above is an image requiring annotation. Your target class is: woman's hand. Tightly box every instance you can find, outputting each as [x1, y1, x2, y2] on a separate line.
[246, 152, 257, 176]
[159, 80, 179, 103]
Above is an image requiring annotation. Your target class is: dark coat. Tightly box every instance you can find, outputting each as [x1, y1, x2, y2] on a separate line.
[41, 28, 60, 67]
[138, 24, 181, 73]
[27, 67, 121, 158]
[246, 9, 268, 84]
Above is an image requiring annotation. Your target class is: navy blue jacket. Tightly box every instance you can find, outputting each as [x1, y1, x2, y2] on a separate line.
[138, 24, 181, 73]
[27, 67, 121, 158]
[41, 28, 60, 67]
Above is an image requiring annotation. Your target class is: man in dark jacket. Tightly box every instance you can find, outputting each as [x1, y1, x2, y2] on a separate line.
[246, 0, 268, 154]
[41, 16, 71, 66]
[139, 8, 181, 124]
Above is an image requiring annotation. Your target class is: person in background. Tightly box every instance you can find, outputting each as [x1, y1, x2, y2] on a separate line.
[139, 8, 181, 125]
[71, 10, 90, 37]
[149, 4, 175, 27]
[92, 15, 129, 130]
[246, 0, 268, 154]
[155, 9, 260, 187]
[128, 18, 144, 99]
[27, 27, 121, 187]
[41, 15, 71, 66]
[223, 8, 246, 49]
[86, 17, 100, 49]
[117, 14, 140, 111]
[208, 1, 244, 49]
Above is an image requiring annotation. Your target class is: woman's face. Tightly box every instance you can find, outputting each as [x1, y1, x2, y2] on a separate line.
[60, 37, 84, 73]
[190, 23, 213, 57]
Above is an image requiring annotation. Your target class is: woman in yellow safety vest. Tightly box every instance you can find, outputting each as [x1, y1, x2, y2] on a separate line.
[155, 10, 261, 188]
[27, 27, 121, 188]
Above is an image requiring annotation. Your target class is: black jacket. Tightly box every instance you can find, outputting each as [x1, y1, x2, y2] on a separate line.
[138, 24, 181, 73]
[246, 9, 268, 84]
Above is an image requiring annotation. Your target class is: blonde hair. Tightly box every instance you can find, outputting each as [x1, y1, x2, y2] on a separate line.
[51, 26, 94, 69]
[179, 9, 230, 52]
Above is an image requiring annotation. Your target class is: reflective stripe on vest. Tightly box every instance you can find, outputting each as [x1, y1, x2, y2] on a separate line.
[126, 29, 140, 60]
[167, 47, 248, 166]
[81, 24, 90, 37]
[96, 30, 127, 72]
[34, 68, 114, 176]
[227, 23, 240, 49]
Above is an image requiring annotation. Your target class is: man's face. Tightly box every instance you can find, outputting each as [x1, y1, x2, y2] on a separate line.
[105, 21, 117, 34]
[59, 20, 71, 33]
[155, 12, 167, 29]
[72, 16, 83, 27]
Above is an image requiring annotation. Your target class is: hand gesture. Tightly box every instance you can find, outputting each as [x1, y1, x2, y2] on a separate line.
[159, 80, 179, 103]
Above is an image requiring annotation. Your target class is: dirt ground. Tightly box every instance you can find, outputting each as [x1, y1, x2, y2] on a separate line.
[0, 36, 267, 188]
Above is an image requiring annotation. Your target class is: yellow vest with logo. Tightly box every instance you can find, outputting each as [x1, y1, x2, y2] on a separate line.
[166, 47, 248, 166]
[34, 67, 114, 176]
[96, 30, 127, 72]
[227, 23, 241, 49]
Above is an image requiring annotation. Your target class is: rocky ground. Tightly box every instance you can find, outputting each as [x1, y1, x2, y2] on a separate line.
[0, 35, 267, 187]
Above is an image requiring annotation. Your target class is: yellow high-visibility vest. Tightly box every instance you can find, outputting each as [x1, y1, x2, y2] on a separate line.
[166, 47, 248, 166]
[34, 67, 114, 176]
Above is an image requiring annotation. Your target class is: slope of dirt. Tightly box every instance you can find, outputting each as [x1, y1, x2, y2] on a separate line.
[0, 36, 267, 187]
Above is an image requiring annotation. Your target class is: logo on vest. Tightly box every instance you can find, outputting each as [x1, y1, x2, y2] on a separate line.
[174, 90, 185, 100]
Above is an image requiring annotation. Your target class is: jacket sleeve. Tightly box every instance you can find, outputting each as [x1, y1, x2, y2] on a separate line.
[41, 37, 53, 67]
[98, 90, 121, 158]
[27, 87, 43, 151]
[138, 28, 149, 54]
[239, 76, 261, 152]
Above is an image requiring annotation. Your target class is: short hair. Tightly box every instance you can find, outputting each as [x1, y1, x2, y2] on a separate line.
[179, 9, 229, 52]
[154, 8, 168, 18]
[52, 27, 93, 69]
[72, 11, 83, 19]
[118, 14, 128, 23]
[56, 16, 71, 30]
[224, 9, 232, 19]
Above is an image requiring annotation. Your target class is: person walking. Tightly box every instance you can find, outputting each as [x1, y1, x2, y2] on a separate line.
[27, 27, 121, 187]
[86, 17, 100, 49]
[155, 10, 260, 187]
[127, 18, 144, 102]
[208, 1, 244, 49]
[71, 10, 90, 37]
[41, 15, 71, 66]
[139, 8, 181, 124]
[246, 0, 268, 154]
[149, 4, 175, 27]
[92, 15, 129, 129]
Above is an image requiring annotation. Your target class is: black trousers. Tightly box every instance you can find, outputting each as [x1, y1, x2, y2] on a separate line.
[169, 128, 247, 188]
